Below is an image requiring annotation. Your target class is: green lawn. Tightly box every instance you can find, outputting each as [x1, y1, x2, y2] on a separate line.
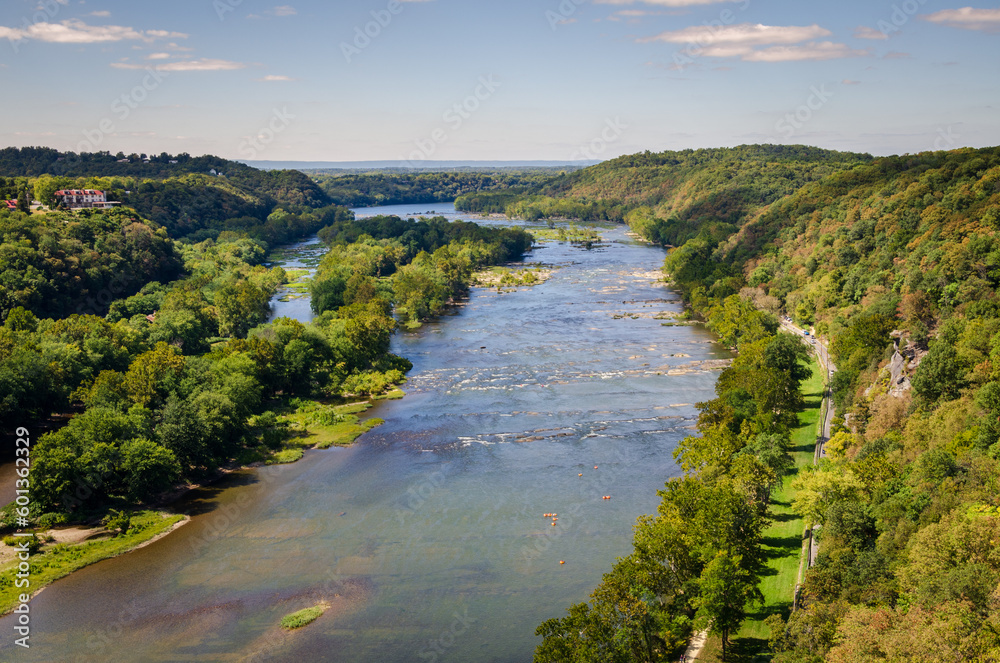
[699, 356, 825, 661]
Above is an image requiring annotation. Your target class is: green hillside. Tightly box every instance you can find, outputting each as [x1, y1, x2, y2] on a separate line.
[532, 145, 1000, 662]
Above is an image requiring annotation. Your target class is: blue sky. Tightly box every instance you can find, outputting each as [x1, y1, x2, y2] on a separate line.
[1, 0, 998, 162]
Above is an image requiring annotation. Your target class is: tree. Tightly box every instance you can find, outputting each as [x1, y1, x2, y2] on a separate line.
[216, 280, 270, 338]
[3, 306, 38, 332]
[695, 551, 763, 661]
[912, 342, 965, 402]
[124, 342, 186, 408]
[791, 465, 864, 525]
[16, 187, 30, 214]
[102, 508, 132, 535]
[119, 437, 181, 501]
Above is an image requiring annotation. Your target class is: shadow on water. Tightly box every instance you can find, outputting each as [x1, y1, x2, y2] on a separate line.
[170, 472, 263, 516]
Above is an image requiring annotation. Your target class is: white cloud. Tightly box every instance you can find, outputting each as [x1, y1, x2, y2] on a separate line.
[147, 52, 171, 60]
[922, 7, 1000, 32]
[642, 23, 869, 62]
[0, 19, 187, 44]
[257, 74, 295, 81]
[853, 26, 888, 40]
[145, 29, 188, 39]
[112, 58, 246, 72]
[643, 23, 831, 46]
[742, 41, 870, 62]
[273, 5, 297, 16]
[89, 11, 111, 17]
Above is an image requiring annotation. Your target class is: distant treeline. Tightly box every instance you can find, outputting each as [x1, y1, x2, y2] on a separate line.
[313, 171, 556, 207]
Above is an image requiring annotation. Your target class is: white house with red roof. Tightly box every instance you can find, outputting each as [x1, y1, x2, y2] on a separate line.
[54, 189, 120, 210]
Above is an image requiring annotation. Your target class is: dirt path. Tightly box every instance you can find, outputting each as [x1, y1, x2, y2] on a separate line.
[683, 629, 708, 661]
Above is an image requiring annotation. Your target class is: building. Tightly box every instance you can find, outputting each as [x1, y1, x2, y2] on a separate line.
[54, 189, 120, 210]
[4, 200, 17, 210]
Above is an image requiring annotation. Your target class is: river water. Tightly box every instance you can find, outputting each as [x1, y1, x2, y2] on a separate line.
[1, 204, 728, 662]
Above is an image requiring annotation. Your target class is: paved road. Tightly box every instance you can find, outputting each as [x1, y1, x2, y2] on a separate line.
[778, 319, 837, 459]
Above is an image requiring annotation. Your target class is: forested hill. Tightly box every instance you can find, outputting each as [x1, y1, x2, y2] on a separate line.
[0, 147, 330, 237]
[667, 146, 1000, 661]
[0, 147, 327, 204]
[530, 145, 1000, 661]
[456, 145, 873, 245]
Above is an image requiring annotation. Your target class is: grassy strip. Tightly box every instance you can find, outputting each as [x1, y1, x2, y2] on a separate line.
[697, 355, 824, 661]
[0, 511, 185, 615]
[471, 265, 553, 288]
[527, 225, 602, 243]
[268, 400, 384, 460]
[280, 602, 329, 629]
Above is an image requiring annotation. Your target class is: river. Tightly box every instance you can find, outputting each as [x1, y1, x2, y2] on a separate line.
[0, 204, 728, 662]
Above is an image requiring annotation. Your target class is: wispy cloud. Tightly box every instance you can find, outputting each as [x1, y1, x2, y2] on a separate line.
[641, 23, 869, 61]
[922, 7, 1000, 32]
[743, 41, 870, 62]
[256, 74, 296, 81]
[853, 26, 888, 40]
[249, 5, 299, 19]
[0, 19, 186, 44]
[112, 58, 245, 72]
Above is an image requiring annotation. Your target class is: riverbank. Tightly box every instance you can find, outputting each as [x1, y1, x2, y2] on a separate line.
[0, 511, 188, 616]
[0, 395, 390, 617]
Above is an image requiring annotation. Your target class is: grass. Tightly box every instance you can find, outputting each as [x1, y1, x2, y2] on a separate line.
[0, 510, 185, 615]
[471, 265, 553, 288]
[280, 603, 329, 629]
[528, 225, 602, 243]
[276, 400, 384, 451]
[696, 356, 825, 662]
[375, 388, 406, 401]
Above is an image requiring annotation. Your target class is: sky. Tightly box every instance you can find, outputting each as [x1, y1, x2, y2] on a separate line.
[0, 0, 998, 163]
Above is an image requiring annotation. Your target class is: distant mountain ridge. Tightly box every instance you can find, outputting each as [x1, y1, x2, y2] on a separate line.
[242, 159, 598, 172]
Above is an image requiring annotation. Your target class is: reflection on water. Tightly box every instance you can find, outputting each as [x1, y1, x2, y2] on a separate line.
[0, 205, 729, 663]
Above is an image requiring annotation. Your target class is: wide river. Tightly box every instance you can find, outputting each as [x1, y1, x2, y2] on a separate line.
[1, 203, 728, 662]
